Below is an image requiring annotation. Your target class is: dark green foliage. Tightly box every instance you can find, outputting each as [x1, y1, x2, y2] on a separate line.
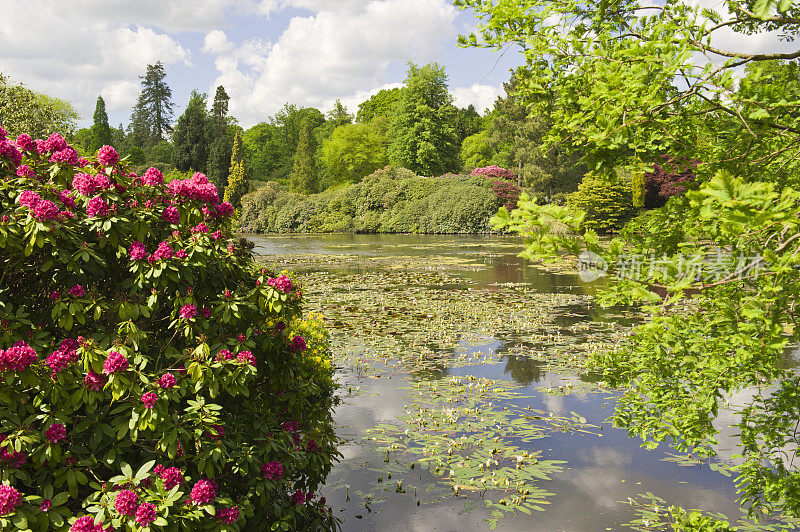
[224, 131, 249, 208]
[240, 166, 502, 234]
[566, 175, 635, 232]
[206, 86, 233, 191]
[388, 63, 460, 176]
[453, 104, 483, 142]
[243, 122, 282, 181]
[136, 61, 174, 143]
[90, 95, 113, 150]
[356, 87, 404, 123]
[290, 120, 318, 194]
[172, 91, 209, 172]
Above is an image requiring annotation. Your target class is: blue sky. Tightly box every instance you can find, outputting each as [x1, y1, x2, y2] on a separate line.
[0, 1, 526, 130]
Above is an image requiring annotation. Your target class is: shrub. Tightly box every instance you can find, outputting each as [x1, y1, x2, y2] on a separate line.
[490, 180, 521, 211]
[470, 165, 517, 181]
[567, 174, 635, 232]
[0, 129, 337, 530]
[644, 155, 698, 208]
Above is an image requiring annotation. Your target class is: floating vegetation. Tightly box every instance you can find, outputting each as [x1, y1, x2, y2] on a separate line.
[623, 492, 800, 531]
[366, 375, 600, 528]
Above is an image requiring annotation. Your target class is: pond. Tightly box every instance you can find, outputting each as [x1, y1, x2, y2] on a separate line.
[248, 233, 764, 531]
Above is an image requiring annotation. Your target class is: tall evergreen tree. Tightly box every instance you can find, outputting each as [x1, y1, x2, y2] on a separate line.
[90, 95, 113, 150]
[207, 85, 233, 190]
[290, 119, 318, 194]
[224, 131, 249, 208]
[172, 91, 209, 172]
[138, 61, 174, 143]
[388, 63, 460, 175]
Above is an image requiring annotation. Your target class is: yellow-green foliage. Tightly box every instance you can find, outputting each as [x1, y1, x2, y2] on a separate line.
[567, 174, 635, 233]
[224, 131, 249, 208]
[286, 311, 334, 390]
[632, 170, 645, 209]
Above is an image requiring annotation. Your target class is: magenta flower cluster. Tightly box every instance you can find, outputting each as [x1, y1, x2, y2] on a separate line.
[135, 502, 157, 525]
[162, 205, 180, 223]
[129, 241, 147, 260]
[261, 460, 283, 480]
[84, 370, 106, 391]
[0, 340, 38, 372]
[267, 275, 293, 293]
[157, 372, 176, 389]
[290, 335, 307, 353]
[217, 506, 240, 524]
[142, 167, 164, 186]
[470, 165, 517, 180]
[0, 484, 21, 515]
[97, 145, 119, 167]
[86, 196, 109, 218]
[103, 351, 128, 374]
[190, 478, 218, 504]
[69, 515, 109, 532]
[72, 173, 112, 196]
[141, 392, 158, 409]
[46, 338, 80, 376]
[17, 190, 60, 221]
[115, 489, 137, 515]
[237, 351, 256, 365]
[168, 172, 219, 204]
[45, 423, 67, 443]
[160, 466, 183, 489]
[180, 304, 197, 320]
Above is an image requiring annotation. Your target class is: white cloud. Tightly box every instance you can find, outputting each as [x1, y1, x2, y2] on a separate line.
[451, 83, 502, 113]
[204, 0, 458, 127]
[203, 30, 235, 55]
[0, 1, 193, 119]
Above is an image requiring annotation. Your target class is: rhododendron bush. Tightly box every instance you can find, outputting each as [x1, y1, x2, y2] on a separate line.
[0, 128, 338, 531]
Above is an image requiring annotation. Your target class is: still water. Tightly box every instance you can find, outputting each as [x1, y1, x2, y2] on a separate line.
[248, 233, 754, 531]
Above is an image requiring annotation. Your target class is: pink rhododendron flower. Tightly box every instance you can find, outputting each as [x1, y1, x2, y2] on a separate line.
[161, 467, 183, 489]
[0, 138, 21, 165]
[289, 335, 307, 353]
[16, 164, 34, 178]
[168, 172, 219, 204]
[227, 243, 235, 254]
[45, 423, 67, 443]
[97, 145, 119, 166]
[72, 173, 111, 196]
[216, 349, 234, 361]
[306, 439, 318, 452]
[201, 306, 210, 318]
[103, 351, 128, 374]
[68, 284, 85, 297]
[46, 339, 79, 376]
[59, 190, 76, 207]
[135, 502, 157, 526]
[261, 461, 283, 480]
[129, 241, 147, 260]
[180, 304, 197, 320]
[191, 222, 208, 233]
[70, 516, 108, 532]
[237, 351, 256, 365]
[157, 373, 177, 389]
[84, 370, 106, 391]
[115, 490, 137, 516]
[215, 202, 234, 217]
[190, 478, 217, 504]
[50, 146, 80, 166]
[0, 340, 38, 372]
[162, 206, 179, 223]
[50, 290, 60, 300]
[224, 289, 232, 299]
[267, 275, 293, 293]
[291, 489, 306, 505]
[18, 190, 41, 208]
[142, 167, 163, 186]
[216, 506, 239, 524]
[32, 200, 59, 221]
[39, 499, 51, 512]
[15, 134, 35, 152]
[43, 133, 67, 152]
[152, 241, 173, 261]
[212, 230, 221, 240]
[86, 196, 109, 217]
[175, 248, 187, 259]
[0, 485, 22, 515]
[141, 392, 158, 409]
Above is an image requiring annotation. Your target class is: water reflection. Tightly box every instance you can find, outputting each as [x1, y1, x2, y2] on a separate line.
[502, 354, 546, 385]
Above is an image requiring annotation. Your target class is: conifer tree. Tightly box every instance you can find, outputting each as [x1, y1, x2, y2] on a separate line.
[90, 95, 113, 150]
[172, 91, 209, 172]
[207, 85, 232, 190]
[290, 119, 317, 194]
[224, 131, 248, 208]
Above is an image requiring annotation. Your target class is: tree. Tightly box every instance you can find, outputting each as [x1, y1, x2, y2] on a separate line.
[356, 87, 404, 123]
[136, 61, 174, 144]
[90, 95, 113, 150]
[453, 104, 483, 143]
[224, 130, 249, 208]
[206, 85, 233, 190]
[327, 99, 353, 127]
[172, 91, 209, 172]
[290, 119, 318, 194]
[463, 0, 800, 521]
[0, 74, 78, 139]
[321, 123, 387, 186]
[460, 130, 494, 170]
[388, 63, 460, 176]
[243, 122, 282, 181]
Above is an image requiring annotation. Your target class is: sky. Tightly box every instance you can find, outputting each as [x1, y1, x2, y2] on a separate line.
[0, 0, 526, 131]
